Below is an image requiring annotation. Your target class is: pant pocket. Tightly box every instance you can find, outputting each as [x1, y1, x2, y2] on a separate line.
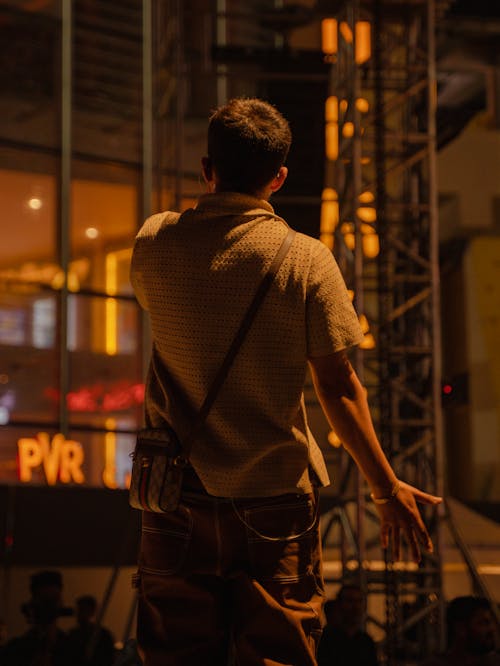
[139, 505, 193, 576]
[243, 494, 320, 582]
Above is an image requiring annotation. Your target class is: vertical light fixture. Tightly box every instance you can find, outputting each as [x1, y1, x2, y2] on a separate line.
[105, 252, 118, 355]
[321, 18, 338, 56]
[103, 417, 117, 488]
[320, 187, 339, 250]
[355, 21, 371, 64]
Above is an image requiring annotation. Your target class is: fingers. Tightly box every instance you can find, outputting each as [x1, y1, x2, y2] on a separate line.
[381, 524, 431, 563]
[415, 517, 434, 554]
[378, 482, 440, 562]
[407, 528, 420, 563]
[402, 482, 442, 505]
[380, 516, 434, 563]
[408, 503, 434, 554]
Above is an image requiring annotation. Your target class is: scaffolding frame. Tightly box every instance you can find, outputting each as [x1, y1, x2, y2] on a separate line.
[321, 0, 448, 663]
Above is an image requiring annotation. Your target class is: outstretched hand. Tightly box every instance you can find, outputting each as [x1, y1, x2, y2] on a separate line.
[374, 482, 442, 563]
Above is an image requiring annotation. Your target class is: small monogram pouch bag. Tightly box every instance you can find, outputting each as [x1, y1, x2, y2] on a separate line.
[129, 226, 295, 513]
[129, 425, 186, 512]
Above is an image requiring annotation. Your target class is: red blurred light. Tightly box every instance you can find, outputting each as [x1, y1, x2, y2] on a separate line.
[443, 384, 453, 395]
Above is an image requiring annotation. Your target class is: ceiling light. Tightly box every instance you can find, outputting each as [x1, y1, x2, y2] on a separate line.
[28, 197, 43, 210]
[85, 227, 99, 239]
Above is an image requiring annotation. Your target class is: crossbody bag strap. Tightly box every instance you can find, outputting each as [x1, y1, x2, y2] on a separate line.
[181, 226, 296, 458]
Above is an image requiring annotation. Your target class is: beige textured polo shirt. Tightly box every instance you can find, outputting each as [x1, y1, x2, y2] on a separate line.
[130, 192, 364, 497]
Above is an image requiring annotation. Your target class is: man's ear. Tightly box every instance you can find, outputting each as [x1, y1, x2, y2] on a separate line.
[269, 166, 288, 193]
[201, 156, 212, 183]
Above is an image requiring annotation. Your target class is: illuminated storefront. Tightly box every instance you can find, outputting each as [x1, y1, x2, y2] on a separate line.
[0, 1, 148, 492]
[0, 168, 142, 489]
[0, 0, 222, 503]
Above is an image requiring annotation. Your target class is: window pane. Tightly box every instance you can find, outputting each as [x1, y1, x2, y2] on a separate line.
[68, 294, 143, 430]
[0, 288, 59, 426]
[0, 164, 58, 279]
[71, 171, 139, 295]
[72, 1, 142, 163]
[0, 2, 61, 149]
[70, 429, 135, 489]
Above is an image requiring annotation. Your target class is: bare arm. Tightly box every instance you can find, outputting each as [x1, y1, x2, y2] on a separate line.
[309, 350, 442, 562]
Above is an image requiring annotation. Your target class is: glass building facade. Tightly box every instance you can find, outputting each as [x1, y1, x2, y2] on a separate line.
[0, 1, 150, 490]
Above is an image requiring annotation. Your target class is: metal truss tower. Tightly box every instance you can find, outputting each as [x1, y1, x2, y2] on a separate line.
[320, 1, 450, 663]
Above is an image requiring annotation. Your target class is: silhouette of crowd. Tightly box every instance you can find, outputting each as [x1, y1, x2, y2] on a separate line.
[0, 570, 141, 666]
[1, 569, 498, 665]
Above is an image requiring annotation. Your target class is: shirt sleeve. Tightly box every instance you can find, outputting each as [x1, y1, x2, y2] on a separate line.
[306, 241, 364, 357]
[130, 212, 169, 312]
[130, 237, 149, 311]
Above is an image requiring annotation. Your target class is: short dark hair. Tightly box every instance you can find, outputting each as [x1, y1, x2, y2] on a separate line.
[76, 595, 97, 612]
[30, 570, 63, 597]
[207, 97, 292, 195]
[446, 596, 493, 642]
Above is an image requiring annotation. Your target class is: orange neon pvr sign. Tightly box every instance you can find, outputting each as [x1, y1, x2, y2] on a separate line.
[17, 433, 85, 485]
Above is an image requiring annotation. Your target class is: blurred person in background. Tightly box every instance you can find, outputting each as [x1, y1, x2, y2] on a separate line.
[317, 584, 379, 666]
[2, 569, 73, 666]
[67, 595, 115, 666]
[421, 596, 500, 666]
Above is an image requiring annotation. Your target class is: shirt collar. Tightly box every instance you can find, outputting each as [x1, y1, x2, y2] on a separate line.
[195, 192, 274, 216]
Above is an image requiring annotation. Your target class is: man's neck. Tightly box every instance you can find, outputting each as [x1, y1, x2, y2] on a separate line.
[213, 187, 270, 201]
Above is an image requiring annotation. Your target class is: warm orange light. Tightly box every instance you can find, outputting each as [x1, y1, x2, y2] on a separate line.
[325, 96, 338, 123]
[341, 222, 355, 250]
[85, 227, 99, 239]
[51, 270, 65, 290]
[103, 418, 118, 489]
[356, 98, 370, 113]
[322, 187, 338, 202]
[359, 191, 375, 203]
[328, 429, 342, 448]
[344, 234, 355, 250]
[355, 21, 371, 64]
[105, 299, 117, 355]
[340, 21, 353, 43]
[360, 332, 376, 349]
[319, 234, 334, 250]
[362, 233, 380, 258]
[105, 252, 118, 356]
[18, 438, 43, 482]
[359, 314, 370, 334]
[339, 99, 348, 114]
[357, 207, 377, 223]
[321, 18, 338, 55]
[17, 433, 85, 485]
[326, 123, 339, 161]
[325, 97, 339, 161]
[320, 188, 339, 249]
[342, 122, 355, 138]
[67, 271, 80, 292]
[358, 314, 376, 349]
[58, 439, 85, 484]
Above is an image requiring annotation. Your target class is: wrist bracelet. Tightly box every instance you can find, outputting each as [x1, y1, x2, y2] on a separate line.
[370, 480, 401, 505]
